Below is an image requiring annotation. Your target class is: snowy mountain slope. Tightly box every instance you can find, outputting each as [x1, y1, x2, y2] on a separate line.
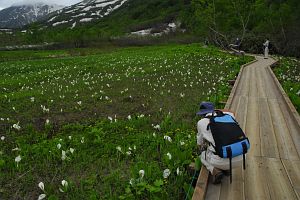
[0, 3, 64, 28]
[41, 0, 128, 28]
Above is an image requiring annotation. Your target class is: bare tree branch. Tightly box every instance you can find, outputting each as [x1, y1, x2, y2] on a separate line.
[230, 0, 254, 42]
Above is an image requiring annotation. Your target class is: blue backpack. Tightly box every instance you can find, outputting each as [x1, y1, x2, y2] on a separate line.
[206, 110, 250, 183]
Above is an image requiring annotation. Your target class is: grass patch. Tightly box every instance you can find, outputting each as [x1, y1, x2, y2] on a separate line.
[0, 44, 253, 199]
[273, 57, 300, 113]
[1, 116, 197, 199]
[0, 47, 119, 62]
[0, 44, 252, 130]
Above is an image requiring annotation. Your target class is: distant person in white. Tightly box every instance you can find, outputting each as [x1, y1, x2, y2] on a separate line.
[263, 39, 270, 59]
[196, 102, 242, 184]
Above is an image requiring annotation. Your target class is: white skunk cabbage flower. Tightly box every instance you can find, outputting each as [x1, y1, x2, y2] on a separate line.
[15, 155, 21, 166]
[61, 150, 66, 160]
[164, 136, 172, 142]
[153, 124, 160, 130]
[38, 194, 46, 200]
[13, 122, 21, 130]
[62, 180, 68, 187]
[139, 170, 145, 179]
[163, 169, 171, 179]
[166, 152, 172, 160]
[38, 182, 45, 191]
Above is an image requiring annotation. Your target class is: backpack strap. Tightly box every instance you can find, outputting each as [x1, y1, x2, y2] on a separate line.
[229, 116, 240, 126]
[226, 147, 233, 184]
[205, 110, 225, 130]
[213, 109, 225, 117]
[206, 123, 210, 131]
[242, 142, 248, 170]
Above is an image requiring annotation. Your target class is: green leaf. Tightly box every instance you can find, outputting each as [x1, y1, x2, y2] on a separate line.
[195, 157, 202, 171]
[125, 187, 131, 194]
[0, 159, 5, 168]
[48, 195, 59, 200]
[148, 186, 162, 193]
[154, 179, 164, 187]
[137, 182, 147, 187]
[183, 159, 192, 165]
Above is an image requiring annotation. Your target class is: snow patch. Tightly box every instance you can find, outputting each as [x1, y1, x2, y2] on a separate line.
[79, 18, 93, 22]
[65, 9, 76, 14]
[12, 2, 63, 12]
[71, 22, 76, 29]
[103, 0, 127, 16]
[48, 16, 57, 22]
[72, 13, 86, 18]
[131, 22, 180, 36]
[168, 23, 176, 29]
[83, 6, 93, 11]
[131, 28, 152, 36]
[43, 0, 128, 27]
[91, 12, 102, 17]
[95, 0, 108, 3]
[52, 20, 68, 26]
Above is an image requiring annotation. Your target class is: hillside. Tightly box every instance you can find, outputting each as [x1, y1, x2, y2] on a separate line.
[35, 0, 188, 33]
[0, 2, 64, 28]
[0, 0, 299, 57]
[41, 0, 128, 28]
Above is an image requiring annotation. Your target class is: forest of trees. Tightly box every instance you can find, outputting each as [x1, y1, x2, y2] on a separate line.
[184, 0, 300, 57]
[0, 0, 299, 57]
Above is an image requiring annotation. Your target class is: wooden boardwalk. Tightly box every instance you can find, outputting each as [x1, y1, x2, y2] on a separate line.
[204, 56, 300, 200]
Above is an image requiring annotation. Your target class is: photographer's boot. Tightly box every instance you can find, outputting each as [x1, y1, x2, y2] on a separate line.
[212, 168, 223, 184]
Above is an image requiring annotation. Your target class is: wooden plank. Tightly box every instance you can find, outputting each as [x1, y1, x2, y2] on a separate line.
[218, 167, 244, 200]
[263, 67, 282, 99]
[216, 95, 248, 200]
[238, 67, 251, 97]
[263, 157, 298, 200]
[206, 97, 245, 200]
[269, 99, 299, 161]
[226, 71, 244, 111]
[205, 56, 300, 200]
[202, 56, 300, 200]
[236, 96, 248, 129]
[245, 97, 261, 157]
[256, 65, 267, 98]
[198, 59, 258, 200]
[233, 70, 246, 96]
[244, 156, 271, 200]
[225, 59, 258, 110]
[205, 176, 221, 200]
[258, 98, 280, 158]
[282, 160, 300, 199]
[279, 102, 300, 157]
[248, 67, 258, 98]
[229, 95, 239, 114]
[192, 166, 209, 200]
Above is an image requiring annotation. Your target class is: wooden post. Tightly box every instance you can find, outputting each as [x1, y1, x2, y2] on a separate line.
[192, 166, 210, 200]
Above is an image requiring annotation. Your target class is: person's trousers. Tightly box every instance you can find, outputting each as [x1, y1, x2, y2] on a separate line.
[264, 47, 269, 58]
[200, 150, 243, 174]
